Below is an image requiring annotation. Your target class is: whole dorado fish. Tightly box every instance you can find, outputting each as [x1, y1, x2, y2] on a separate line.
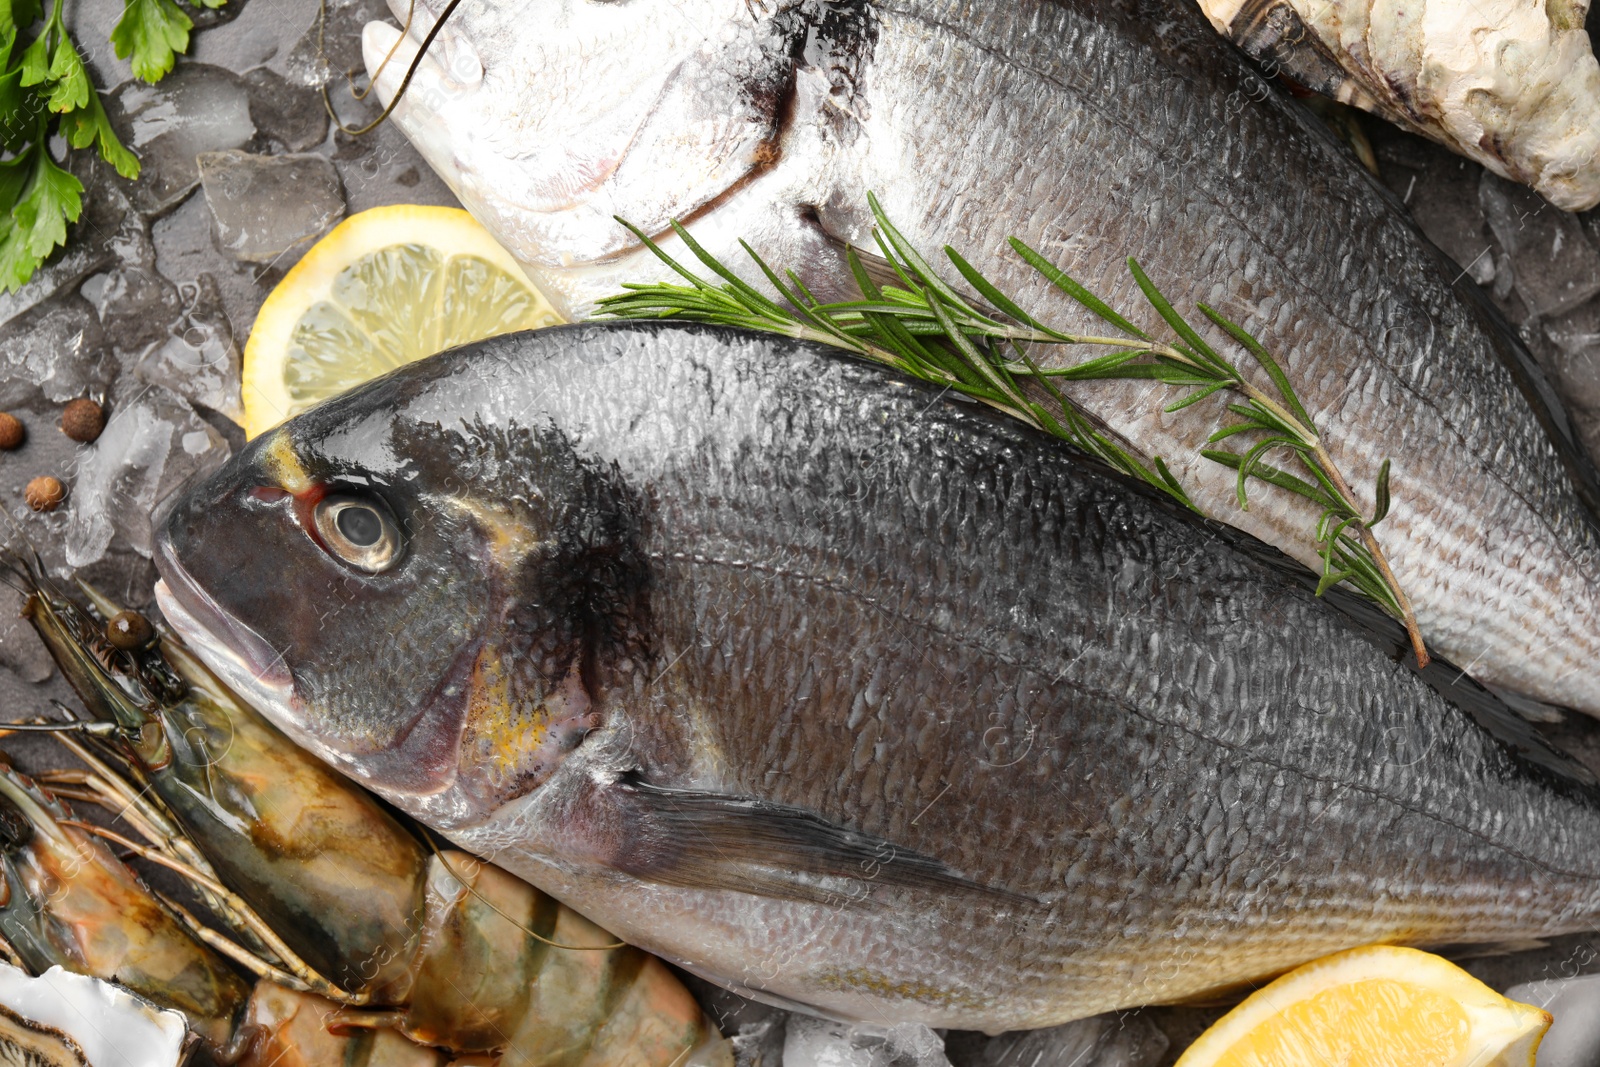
[156, 322, 1600, 1030]
[362, 0, 1600, 715]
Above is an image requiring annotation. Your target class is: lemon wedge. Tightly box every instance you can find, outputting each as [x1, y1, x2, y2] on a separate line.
[1176, 946, 1550, 1067]
[241, 205, 562, 439]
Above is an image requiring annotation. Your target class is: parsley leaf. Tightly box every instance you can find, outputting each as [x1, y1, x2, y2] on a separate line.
[63, 92, 138, 179]
[44, 34, 86, 111]
[13, 148, 81, 259]
[0, 0, 217, 289]
[0, 153, 31, 214]
[111, 0, 192, 83]
[0, 67, 38, 151]
[0, 0, 41, 47]
[0, 146, 81, 290]
[17, 25, 45, 83]
[0, 221, 36, 291]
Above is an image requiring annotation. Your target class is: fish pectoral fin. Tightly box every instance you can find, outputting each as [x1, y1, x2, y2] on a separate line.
[600, 775, 1030, 909]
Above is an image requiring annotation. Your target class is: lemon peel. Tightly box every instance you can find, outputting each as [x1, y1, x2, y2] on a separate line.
[1176, 945, 1550, 1067]
[241, 205, 561, 439]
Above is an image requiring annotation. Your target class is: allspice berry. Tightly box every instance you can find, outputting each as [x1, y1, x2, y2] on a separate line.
[0, 413, 23, 450]
[106, 610, 156, 651]
[24, 476, 64, 512]
[60, 398, 104, 444]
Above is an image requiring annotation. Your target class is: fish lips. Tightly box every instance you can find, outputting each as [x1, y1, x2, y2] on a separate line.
[153, 535, 299, 724]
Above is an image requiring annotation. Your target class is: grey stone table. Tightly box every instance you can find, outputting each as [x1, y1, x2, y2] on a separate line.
[2, 3, 1600, 1064]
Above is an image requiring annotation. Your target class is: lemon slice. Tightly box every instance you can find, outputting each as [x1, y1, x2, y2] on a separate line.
[1176, 946, 1550, 1067]
[241, 205, 562, 439]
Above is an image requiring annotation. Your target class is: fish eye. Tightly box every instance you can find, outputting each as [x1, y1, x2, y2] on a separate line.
[313, 494, 403, 574]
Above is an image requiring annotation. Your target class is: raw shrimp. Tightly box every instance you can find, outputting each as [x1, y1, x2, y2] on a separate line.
[4, 555, 731, 1067]
[0, 759, 249, 1052]
[0, 758, 461, 1067]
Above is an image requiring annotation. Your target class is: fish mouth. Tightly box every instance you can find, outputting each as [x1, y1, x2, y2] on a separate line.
[153, 536, 298, 725]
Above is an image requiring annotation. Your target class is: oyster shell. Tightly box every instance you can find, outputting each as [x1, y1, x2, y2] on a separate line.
[1197, 0, 1600, 209]
[0, 966, 187, 1067]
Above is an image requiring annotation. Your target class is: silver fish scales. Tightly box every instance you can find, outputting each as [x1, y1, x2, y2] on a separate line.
[362, 0, 1600, 715]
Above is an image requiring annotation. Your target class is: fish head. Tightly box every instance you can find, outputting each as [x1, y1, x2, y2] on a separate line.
[362, 0, 801, 283]
[153, 346, 650, 826]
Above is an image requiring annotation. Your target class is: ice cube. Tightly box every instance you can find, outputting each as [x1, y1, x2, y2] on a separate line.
[106, 65, 256, 215]
[1369, 126, 1495, 288]
[1503, 974, 1600, 1067]
[1480, 172, 1600, 319]
[1542, 303, 1600, 467]
[189, 0, 312, 72]
[135, 274, 244, 421]
[151, 187, 272, 345]
[682, 976, 790, 1067]
[198, 149, 346, 266]
[81, 265, 184, 361]
[733, 1016, 789, 1067]
[0, 294, 115, 410]
[247, 68, 330, 153]
[285, 0, 383, 89]
[782, 1017, 949, 1067]
[62, 383, 230, 569]
[945, 1016, 1168, 1067]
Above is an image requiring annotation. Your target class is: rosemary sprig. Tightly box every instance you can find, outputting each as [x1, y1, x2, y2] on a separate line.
[601, 216, 1193, 506]
[594, 195, 1428, 668]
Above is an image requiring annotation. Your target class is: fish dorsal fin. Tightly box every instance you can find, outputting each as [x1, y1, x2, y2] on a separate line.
[1415, 659, 1599, 789]
[1275, 70, 1600, 530]
[1125, 467, 1600, 795]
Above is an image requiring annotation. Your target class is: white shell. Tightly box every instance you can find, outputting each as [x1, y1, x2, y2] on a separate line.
[0, 966, 187, 1067]
[1196, 0, 1600, 210]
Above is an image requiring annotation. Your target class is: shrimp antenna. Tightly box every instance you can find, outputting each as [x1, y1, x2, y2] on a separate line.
[318, 0, 465, 137]
[349, 0, 415, 101]
[0, 563, 28, 596]
[0, 543, 84, 642]
[0, 721, 120, 737]
[0, 524, 83, 638]
[416, 825, 627, 952]
[0, 704, 118, 739]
